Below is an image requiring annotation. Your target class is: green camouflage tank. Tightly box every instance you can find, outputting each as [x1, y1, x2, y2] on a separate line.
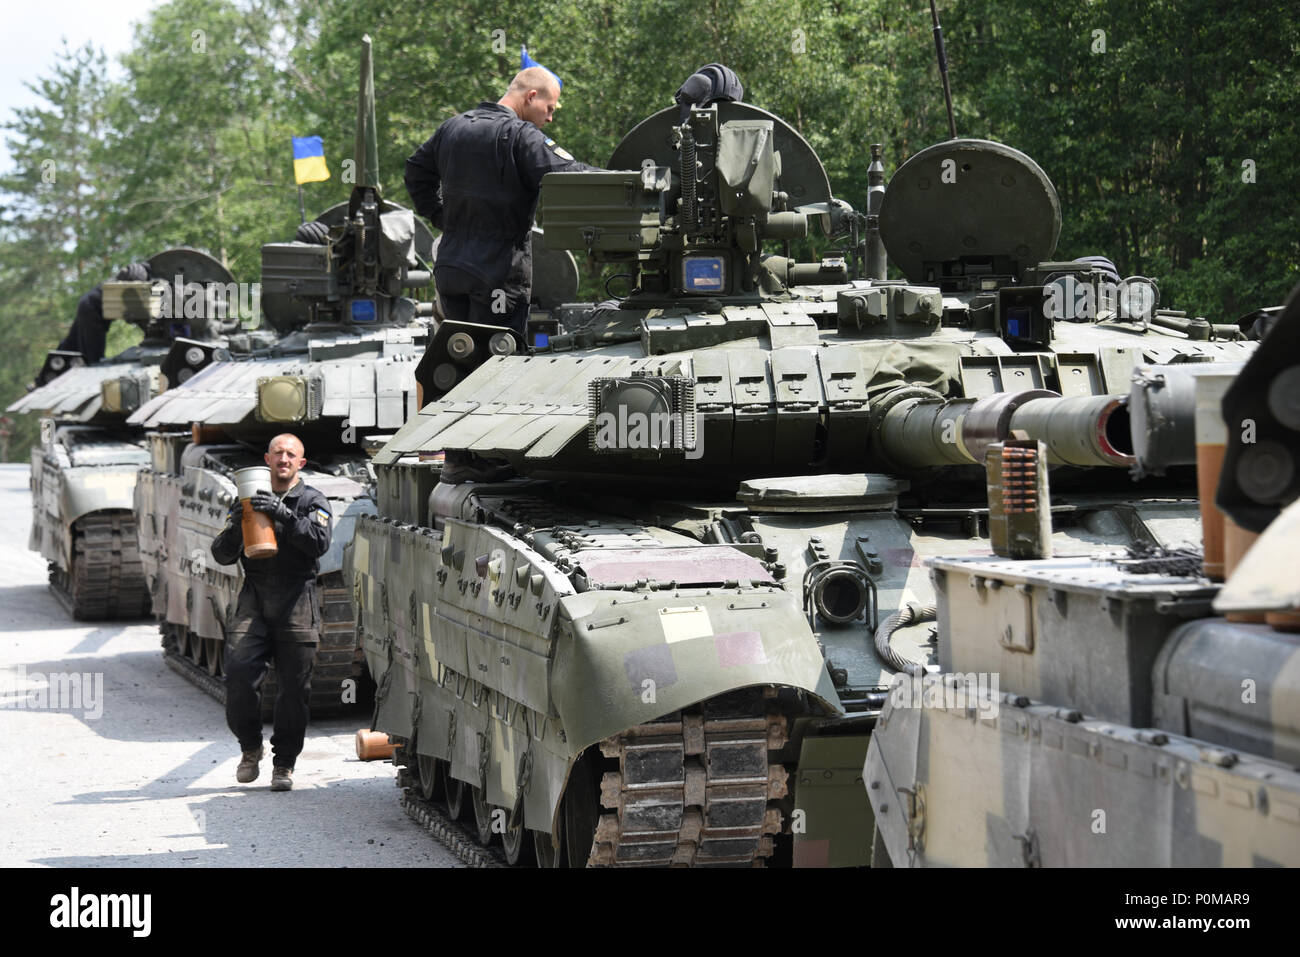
[346, 81, 1258, 866]
[8, 247, 241, 618]
[865, 284, 1299, 867]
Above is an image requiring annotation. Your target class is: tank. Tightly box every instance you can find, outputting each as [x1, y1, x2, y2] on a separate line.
[7, 248, 241, 618]
[125, 36, 437, 712]
[345, 87, 1257, 866]
[864, 285, 1299, 867]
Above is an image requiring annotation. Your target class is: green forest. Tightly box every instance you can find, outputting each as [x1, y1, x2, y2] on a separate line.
[1, 0, 1297, 457]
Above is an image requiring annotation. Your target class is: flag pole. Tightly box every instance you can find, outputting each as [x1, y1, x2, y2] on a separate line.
[297, 185, 307, 224]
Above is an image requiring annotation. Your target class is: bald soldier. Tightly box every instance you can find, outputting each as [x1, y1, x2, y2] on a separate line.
[212, 433, 332, 791]
[404, 65, 601, 335]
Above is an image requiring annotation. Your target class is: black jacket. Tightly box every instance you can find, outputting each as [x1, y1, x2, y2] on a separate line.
[404, 102, 597, 299]
[212, 480, 332, 617]
[54, 285, 108, 363]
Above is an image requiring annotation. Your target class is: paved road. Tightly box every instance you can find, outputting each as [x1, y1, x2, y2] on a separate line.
[0, 464, 459, 867]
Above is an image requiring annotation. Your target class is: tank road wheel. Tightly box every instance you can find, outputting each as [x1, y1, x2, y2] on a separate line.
[417, 754, 443, 802]
[533, 822, 564, 869]
[562, 750, 601, 868]
[204, 638, 223, 677]
[444, 772, 468, 821]
[501, 813, 533, 867]
[160, 623, 181, 655]
[181, 629, 201, 665]
[470, 786, 494, 847]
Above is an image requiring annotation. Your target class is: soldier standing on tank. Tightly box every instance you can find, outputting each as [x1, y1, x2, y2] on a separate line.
[403, 63, 601, 336]
[31, 261, 152, 388]
[212, 433, 332, 791]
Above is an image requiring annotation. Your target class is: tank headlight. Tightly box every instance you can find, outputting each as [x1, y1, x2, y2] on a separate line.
[257, 374, 323, 423]
[1118, 277, 1159, 320]
[100, 370, 153, 414]
[101, 379, 123, 412]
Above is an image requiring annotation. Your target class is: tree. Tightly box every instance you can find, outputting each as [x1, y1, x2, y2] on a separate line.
[0, 41, 123, 456]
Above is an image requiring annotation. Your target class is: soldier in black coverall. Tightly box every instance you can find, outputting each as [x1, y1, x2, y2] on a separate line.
[32, 261, 152, 388]
[212, 433, 332, 791]
[404, 65, 600, 335]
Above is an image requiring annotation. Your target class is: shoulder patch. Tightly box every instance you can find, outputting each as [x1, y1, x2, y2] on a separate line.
[312, 507, 332, 527]
[544, 136, 575, 161]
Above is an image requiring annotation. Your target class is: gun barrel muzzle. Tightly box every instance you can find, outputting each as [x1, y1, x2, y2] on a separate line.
[875, 389, 1137, 470]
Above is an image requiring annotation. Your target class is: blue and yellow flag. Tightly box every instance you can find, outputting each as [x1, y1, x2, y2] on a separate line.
[291, 135, 330, 185]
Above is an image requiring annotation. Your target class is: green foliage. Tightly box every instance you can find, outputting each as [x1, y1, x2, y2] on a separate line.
[0, 41, 120, 455]
[0, 0, 1295, 460]
[112, 0, 306, 278]
[945, 0, 1300, 316]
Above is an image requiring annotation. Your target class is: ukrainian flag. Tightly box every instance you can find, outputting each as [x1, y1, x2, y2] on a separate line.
[292, 136, 330, 185]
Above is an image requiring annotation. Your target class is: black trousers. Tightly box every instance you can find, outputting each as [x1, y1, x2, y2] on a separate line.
[224, 594, 318, 769]
[435, 265, 530, 335]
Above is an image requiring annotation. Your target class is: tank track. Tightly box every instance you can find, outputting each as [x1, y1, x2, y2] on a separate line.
[387, 698, 792, 867]
[50, 512, 151, 620]
[164, 644, 227, 701]
[160, 572, 370, 718]
[587, 707, 790, 867]
[396, 771, 506, 868]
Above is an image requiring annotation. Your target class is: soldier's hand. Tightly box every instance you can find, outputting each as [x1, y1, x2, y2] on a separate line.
[225, 500, 243, 528]
[250, 492, 294, 525]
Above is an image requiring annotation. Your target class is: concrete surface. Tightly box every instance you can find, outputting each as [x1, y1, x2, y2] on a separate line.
[0, 463, 460, 867]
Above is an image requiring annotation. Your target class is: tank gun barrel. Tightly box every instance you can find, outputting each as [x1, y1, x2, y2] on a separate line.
[873, 389, 1135, 471]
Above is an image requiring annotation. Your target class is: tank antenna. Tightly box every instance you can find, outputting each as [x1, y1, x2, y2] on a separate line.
[929, 0, 958, 139]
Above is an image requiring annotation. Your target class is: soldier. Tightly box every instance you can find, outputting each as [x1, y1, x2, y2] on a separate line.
[212, 433, 332, 791]
[33, 261, 152, 388]
[404, 64, 601, 336]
